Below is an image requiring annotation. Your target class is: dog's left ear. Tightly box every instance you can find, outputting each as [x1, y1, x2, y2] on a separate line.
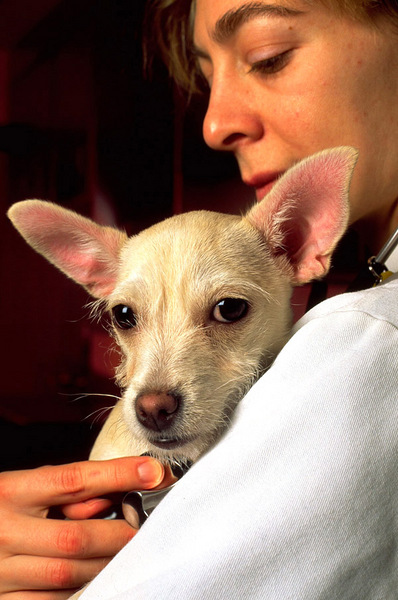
[246, 146, 358, 285]
[7, 200, 128, 298]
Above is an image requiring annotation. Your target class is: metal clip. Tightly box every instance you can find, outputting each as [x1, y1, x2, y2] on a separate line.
[367, 226, 398, 286]
[122, 461, 192, 528]
[368, 228, 398, 285]
[367, 256, 389, 286]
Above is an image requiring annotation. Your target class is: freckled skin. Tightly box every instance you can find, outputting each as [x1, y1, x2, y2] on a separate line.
[194, 0, 398, 249]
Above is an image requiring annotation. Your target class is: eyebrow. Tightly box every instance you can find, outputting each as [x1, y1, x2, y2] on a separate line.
[210, 2, 304, 45]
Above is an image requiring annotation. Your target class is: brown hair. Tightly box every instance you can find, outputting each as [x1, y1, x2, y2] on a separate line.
[143, 0, 197, 93]
[144, 0, 398, 94]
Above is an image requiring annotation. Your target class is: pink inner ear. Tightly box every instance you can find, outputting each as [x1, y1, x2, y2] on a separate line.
[247, 147, 358, 284]
[54, 244, 119, 297]
[8, 200, 127, 298]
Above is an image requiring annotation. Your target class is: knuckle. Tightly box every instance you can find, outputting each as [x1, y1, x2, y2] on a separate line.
[0, 473, 14, 503]
[111, 464, 128, 490]
[55, 464, 85, 496]
[56, 522, 87, 557]
[44, 558, 75, 588]
[0, 528, 11, 549]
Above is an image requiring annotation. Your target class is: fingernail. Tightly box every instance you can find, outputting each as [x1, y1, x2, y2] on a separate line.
[137, 459, 164, 485]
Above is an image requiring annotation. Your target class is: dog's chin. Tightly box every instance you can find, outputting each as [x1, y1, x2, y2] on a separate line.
[145, 433, 205, 462]
[151, 437, 192, 450]
[145, 425, 224, 463]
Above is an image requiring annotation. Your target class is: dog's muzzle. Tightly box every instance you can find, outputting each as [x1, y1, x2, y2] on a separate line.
[135, 391, 181, 432]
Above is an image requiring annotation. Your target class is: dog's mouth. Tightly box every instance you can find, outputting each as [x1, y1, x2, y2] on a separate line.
[151, 436, 192, 450]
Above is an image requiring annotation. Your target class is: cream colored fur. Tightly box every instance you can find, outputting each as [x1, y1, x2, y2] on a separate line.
[89, 210, 294, 463]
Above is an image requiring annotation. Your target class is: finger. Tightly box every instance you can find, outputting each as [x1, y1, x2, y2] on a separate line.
[153, 464, 178, 489]
[1, 457, 164, 512]
[0, 554, 110, 593]
[3, 590, 75, 600]
[62, 464, 177, 520]
[4, 514, 136, 558]
[61, 497, 115, 520]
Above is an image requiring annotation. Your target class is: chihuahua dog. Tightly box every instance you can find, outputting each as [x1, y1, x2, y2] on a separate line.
[8, 147, 357, 599]
[8, 147, 357, 470]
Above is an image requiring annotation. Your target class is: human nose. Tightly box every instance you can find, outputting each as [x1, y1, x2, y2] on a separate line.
[202, 81, 264, 151]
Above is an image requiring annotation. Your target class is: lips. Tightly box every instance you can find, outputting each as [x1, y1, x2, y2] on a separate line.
[244, 172, 284, 202]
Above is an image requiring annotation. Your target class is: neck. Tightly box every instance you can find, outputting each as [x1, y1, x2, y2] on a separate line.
[354, 197, 398, 256]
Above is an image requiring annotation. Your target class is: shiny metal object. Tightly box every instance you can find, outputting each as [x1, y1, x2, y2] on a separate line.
[122, 461, 191, 527]
[374, 226, 398, 266]
[368, 226, 398, 285]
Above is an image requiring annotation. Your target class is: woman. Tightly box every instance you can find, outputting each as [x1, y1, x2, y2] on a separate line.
[2, 0, 398, 597]
[150, 0, 398, 255]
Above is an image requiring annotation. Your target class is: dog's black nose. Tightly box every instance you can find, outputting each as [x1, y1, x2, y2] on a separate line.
[136, 392, 180, 432]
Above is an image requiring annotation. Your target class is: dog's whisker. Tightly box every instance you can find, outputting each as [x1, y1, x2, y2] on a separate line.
[84, 406, 115, 425]
[61, 392, 122, 404]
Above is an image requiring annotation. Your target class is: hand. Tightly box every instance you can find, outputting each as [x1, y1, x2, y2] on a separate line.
[0, 457, 165, 599]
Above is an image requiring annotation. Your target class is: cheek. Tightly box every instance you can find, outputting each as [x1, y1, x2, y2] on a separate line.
[266, 47, 371, 149]
[114, 336, 139, 382]
[273, 83, 366, 154]
[269, 98, 328, 151]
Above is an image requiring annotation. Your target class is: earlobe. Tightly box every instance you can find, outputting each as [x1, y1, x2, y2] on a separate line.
[245, 147, 358, 285]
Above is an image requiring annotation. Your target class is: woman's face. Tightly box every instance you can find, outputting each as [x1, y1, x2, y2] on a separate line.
[193, 0, 398, 244]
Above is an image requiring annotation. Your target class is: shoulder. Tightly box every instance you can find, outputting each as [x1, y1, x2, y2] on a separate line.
[295, 273, 398, 333]
[261, 274, 398, 394]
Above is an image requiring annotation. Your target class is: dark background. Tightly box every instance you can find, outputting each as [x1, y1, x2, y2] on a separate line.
[0, 0, 251, 470]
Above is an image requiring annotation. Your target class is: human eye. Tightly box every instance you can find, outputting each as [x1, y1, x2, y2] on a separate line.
[197, 62, 212, 89]
[193, 47, 213, 88]
[249, 49, 293, 76]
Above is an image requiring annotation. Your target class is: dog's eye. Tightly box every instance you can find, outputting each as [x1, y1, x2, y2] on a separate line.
[112, 304, 137, 330]
[212, 298, 249, 323]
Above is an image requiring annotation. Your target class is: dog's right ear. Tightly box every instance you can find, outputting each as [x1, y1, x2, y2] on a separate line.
[7, 200, 127, 298]
[245, 147, 358, 285]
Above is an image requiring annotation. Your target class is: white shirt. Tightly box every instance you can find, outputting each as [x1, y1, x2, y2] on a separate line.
[81, 259, 398, 600]
[386, 244, 398, 272]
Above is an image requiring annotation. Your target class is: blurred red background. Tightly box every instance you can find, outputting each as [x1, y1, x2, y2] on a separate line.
[0, 0, 250, 468]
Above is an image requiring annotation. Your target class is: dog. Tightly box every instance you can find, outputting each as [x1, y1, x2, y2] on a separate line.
[8, 147, 357, 465]
[8, 147, 356, 598]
